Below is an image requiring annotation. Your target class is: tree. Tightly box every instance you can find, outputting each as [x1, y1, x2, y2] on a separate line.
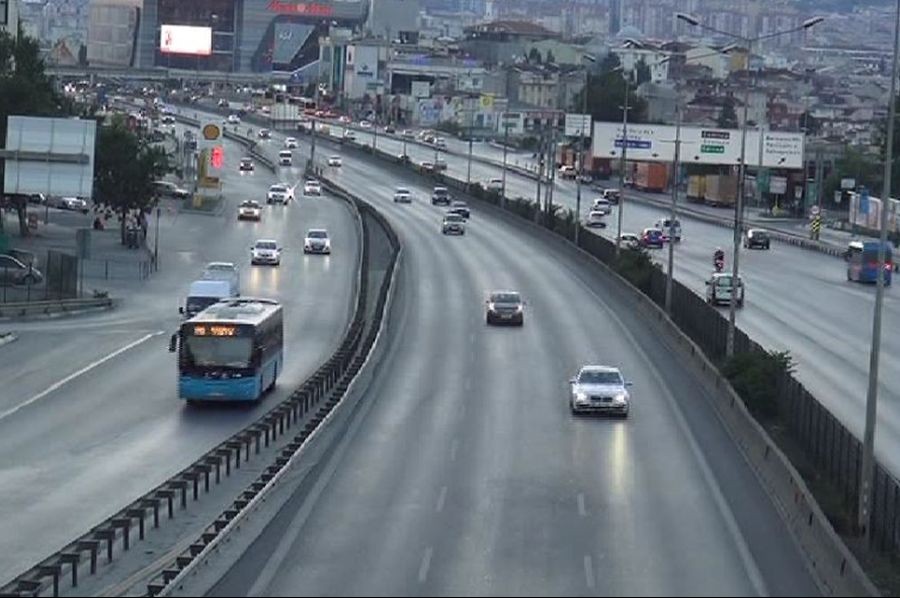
[717, 96, 739, 129]
[546, 49, 555, 64]
[0, 29, 73, 236]
[798, 110, 820, 136]
[528, 47, 542, 64]
[573, 71, 648, 124]
[92, 117, 170, 245]
[823, 146, 882, 209]
[635, 59, 652, 86]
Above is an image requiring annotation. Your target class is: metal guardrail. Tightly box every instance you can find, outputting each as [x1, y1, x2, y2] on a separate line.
[0, 297, 114, 319]
[0, 177, 386, 598]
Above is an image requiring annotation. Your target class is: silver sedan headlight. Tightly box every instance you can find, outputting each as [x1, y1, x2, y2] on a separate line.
[614, 393, 628, 404]
[574, 392, 590, 405]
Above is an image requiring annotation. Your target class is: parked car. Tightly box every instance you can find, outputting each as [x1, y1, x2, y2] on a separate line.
[303, 229, 332, 254]
[485, 291, 525, 326]
[744, 229, 771, 250]
[442, 213, 466, 235]
[238, 200, 262, 221]
[250, 239, 281, 266]
[569, 365, 631, 417]
[394, 187, 413, 203]
[431, 186, 451, 206]
[0, 255, 43, 286]
[706, 273, 745, 307]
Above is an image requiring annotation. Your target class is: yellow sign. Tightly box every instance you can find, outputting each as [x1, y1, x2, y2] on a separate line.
[480, 94, 494, 109]
[202, 123, 221, 141]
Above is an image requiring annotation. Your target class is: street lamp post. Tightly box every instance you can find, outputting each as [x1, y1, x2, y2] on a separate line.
[575, 53, 597, 246]
[616, 74, 630, 255]
[677, 12, 825, 357]
[154, 206, 161, 271]
[858, 0, 900, 541]
[501, 117, 510, 207]
[665, 104, 683, 314]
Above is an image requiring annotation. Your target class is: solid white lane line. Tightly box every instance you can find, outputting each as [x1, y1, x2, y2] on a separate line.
[418, 547, 434, 583]
[577, 493, 587, 518]
[0, 331, 163, 423]
[436, 486, 448, 513]
[584, 555, 595, 589]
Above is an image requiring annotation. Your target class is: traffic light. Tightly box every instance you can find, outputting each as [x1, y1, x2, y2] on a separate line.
[210, 145, 224, 169]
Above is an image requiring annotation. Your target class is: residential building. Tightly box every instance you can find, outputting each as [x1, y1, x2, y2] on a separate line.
[86, 0, 140, 67]
[462, 19, 557, 66]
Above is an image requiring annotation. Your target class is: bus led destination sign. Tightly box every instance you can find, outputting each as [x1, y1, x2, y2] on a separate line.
[193, 325, 240, 337]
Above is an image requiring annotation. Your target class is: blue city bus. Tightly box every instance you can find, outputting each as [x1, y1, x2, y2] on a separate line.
[846, 241, 893, 286]
[172, 298, 284, 402]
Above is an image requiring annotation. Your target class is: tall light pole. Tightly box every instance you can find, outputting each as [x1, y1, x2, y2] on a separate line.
[677, 12, 825, 357]
[501, 115, 511, 207]
[615, 72, 630, 255]
[858, 0, 900, 541]
[666, 103, 682, 314]
[466, 95, 474, 186]
[575, 53, 597, 245]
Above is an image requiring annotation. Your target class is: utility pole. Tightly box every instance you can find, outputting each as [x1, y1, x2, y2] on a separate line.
[616, 74, 630, 255]
[310, 81, 319, 168]
[858, 0, 900, 542]
[501, 116, 510, 207]
[665, 104, 683, 314]
[535, 126, 545, 223]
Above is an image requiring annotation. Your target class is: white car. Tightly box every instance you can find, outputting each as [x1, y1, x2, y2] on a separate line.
[267, 184, 291, 204]
[327, 155, 343, 167]
[706, 273, 745, 307]
[238, 200, 262, 221]
[303, 180, 322, 196]
[435, 137, 447, 149]
[59, 197, 89, 212]
[359, 120, 373, 129]
[343, 130, 357, 141]
[401, 129, 415, 139]
[485, 178, 504, 192]
[569, 365, 631, 417]
[226, 114, 241, 124]
[393, 187, 412, 203]
[338, 115, 352, 124]
[250, 239, 281, 266]
[591, 198, 612, 215]
[618, 233, 641, 250]
[303, 229, 331, 254]
[559, 165, 577, 179]
[585, 210, 607, 228]
[284, 137, 298, 149]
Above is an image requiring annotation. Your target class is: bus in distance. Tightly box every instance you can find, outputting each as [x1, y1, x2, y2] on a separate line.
[846, 241, 893, 286]
[170, 298, 284, 402]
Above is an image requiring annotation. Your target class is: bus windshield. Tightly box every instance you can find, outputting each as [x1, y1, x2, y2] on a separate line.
[184, 336, 253, 368]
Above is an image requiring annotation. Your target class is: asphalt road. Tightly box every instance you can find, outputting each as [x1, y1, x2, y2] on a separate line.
[205, 126, 819, 596]
[306, 124, 900, 479]
[0, 131, 360, 582]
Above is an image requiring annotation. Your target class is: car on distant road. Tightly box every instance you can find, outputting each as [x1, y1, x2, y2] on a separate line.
[250, 239, 281, 266]
[591, 198, 612, 215]
[201, 262, 240, 296]
[303, 180, 322, 196]
[585, 210, 607, 228]
[433, 158, 448, 171]
[327, 155, 343, 167]
[284, 137, 298, 149]
[153, 180, 190, 199]
[569, 365, 631, 417]
[238, 200, 262, 221]
[559, 165, 577, 179]
[59, 197, 89, 212]
[359, 120, 373, 129]
[618, 233, 642, 250]
[394, 187, 413, 203]
[640, 228, 665, 249]
[743, 229, 771, 250]
[442, 213, 466, 235]
[485, 178, 504, 192]
[448, 200, 470, 220]
[706, 273, 745, 307]
[599, 188, 621, 204]
[655, 218, 682, 242]
[0, 254, 43, 286]
[485, 291, 524, 326]
[226, 114, 241, 124]
[435, 137, 447, 149]
[431, 186, 451, 206]
[343, 130, 357, 142]
[258, 128, 271, 139]
[267, 184, 291, 204]
[577, 173, 593, 184]
[384, 125, 396, 134]
[401, 129, 415, 139]
[338, 115, 351, 124]
[303, 229, 331, 254]
[239, 157, 254, 172]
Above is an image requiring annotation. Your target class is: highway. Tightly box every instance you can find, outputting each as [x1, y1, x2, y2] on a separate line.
[302, 122, 900, 479]
[199, 123, 820, 596]
[0, 130, 359, 581]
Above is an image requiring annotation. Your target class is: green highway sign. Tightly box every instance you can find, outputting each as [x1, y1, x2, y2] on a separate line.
[700, 144, 725, 154]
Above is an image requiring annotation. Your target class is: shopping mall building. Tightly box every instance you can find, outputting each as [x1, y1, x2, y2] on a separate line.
[124, 0, 369, 74]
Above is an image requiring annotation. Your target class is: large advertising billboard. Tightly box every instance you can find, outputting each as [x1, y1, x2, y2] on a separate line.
[592, 122, 805, 169]
[160, 25, 212, 56]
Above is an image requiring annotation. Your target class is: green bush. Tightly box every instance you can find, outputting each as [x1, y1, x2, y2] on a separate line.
[611, 246, 656, 292]
[721, 350, 794, 420]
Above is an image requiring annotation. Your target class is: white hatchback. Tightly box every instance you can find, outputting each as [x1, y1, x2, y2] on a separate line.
[303, 180, 322, 196]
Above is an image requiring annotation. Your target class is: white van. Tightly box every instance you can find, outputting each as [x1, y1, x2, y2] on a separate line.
[181, 279, 236, 318]
[279, 150, 293, 166]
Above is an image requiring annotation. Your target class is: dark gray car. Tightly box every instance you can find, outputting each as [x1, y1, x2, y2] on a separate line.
[0, 255, 43, 286]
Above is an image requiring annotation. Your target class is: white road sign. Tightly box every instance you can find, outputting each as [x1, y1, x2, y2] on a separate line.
[565, 114, 592, 137]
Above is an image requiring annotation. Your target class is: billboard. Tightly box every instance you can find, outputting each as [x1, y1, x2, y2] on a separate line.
[592, 123, 805, 169]
[565, 114, 591, 137]
[3, 116, 96, 198]
[160, 25, 212, 56]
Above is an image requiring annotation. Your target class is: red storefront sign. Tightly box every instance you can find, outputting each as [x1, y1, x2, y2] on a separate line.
[267, 0, 335, 16]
